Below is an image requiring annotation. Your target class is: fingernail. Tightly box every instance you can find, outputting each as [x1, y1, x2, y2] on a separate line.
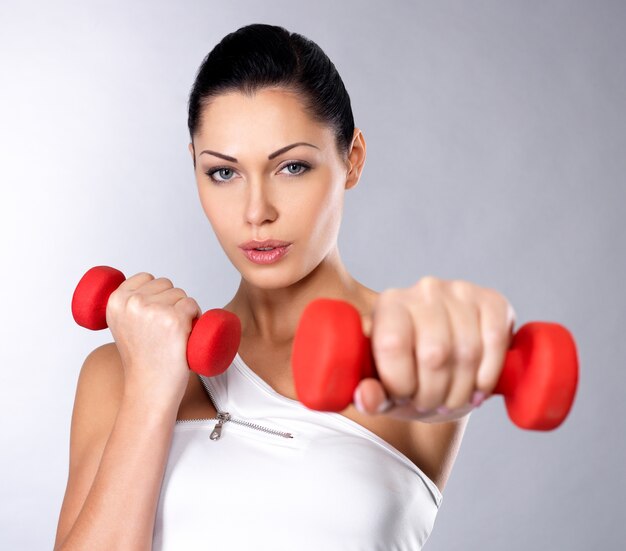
[376, 398, 394, 414]
[471, 391, 487, 407]
[436, 405, 451, 414]
[354, 387, 367, 414]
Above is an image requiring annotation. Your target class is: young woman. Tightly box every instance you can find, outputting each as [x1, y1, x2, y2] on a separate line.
[54, 23, 515, 550]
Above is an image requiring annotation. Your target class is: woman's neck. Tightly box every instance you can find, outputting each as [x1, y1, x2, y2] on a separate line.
[223, 247, 376, 346]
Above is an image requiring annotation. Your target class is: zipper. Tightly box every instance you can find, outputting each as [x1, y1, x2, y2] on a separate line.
[175, 374, 294, 441]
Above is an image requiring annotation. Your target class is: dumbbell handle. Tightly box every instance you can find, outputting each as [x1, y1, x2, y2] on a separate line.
[71, 265, 241, 377]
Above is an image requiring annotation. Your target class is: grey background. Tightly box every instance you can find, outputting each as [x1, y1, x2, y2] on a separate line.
[1, 0, 624, 549]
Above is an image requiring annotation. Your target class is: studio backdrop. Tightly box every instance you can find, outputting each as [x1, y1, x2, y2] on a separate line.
[0, 1, 624, 549]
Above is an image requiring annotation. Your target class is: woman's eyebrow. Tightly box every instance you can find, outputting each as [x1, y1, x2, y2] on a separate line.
[199, 142, 320, 162]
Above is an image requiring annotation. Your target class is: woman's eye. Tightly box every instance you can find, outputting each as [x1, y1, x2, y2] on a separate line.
[281, 162, 310, 176]
[204, 162, 310, 185]
[205, 167, 236, 183]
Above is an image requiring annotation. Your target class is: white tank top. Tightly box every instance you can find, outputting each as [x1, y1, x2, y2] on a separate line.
[152, 352, 443, 550]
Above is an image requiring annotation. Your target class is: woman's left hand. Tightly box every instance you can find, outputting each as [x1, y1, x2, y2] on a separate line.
[355, 276, 517, 423]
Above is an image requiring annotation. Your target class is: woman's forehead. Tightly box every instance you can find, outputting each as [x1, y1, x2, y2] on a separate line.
[196, 94, 333, 148]
[199, 89, 312, 126]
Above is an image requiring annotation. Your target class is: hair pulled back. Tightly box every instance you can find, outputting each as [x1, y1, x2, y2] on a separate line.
[187, 23, 355, 166]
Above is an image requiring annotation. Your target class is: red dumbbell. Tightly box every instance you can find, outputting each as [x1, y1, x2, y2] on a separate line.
[292, 298, 579, 431]
[71, 265, 241, 377]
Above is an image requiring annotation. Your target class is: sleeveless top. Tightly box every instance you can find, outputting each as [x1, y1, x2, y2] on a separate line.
[152, 352, 443, 550]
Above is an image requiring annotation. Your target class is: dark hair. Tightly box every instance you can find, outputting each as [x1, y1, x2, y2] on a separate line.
[187, 23, 355, 167]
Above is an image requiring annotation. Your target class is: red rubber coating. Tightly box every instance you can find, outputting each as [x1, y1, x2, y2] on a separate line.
[292, 298, 579, 431]
[71, 265, 241, 377]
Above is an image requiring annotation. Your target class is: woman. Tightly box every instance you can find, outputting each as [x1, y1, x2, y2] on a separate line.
[54, 23, 515, 550]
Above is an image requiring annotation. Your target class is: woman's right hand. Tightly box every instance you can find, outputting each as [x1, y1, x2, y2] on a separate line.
[105, 271, 203, 409]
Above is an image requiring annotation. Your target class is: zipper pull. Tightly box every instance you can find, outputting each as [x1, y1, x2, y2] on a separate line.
[210, 412, 230, 441]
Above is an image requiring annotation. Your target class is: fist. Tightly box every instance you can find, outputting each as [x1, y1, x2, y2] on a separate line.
[106, 272, 203, 405]
[355, 276, 516, 422]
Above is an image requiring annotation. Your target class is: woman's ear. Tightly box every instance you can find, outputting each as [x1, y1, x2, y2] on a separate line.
[345, 128, 366, 191]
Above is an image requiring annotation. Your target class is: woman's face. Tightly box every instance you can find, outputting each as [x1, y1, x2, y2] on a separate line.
[189, 87, 363, 290]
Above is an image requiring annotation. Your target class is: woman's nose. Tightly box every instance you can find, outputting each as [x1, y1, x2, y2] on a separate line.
[243, 180, 278, 225]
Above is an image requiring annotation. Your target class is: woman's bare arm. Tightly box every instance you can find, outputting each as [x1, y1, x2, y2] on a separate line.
[53, 342, 180, 551]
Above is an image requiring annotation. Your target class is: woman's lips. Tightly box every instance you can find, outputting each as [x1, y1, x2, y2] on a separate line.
[239, 239, 292, 249]
[241, 244, 292, 264]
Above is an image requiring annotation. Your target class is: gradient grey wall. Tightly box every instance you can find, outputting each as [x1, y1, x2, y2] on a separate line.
[1, 1, 623, 549]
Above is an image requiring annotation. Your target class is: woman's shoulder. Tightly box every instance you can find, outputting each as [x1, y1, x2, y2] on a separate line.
[78, 342, 219, 422]
[72, 342, 125, 438]
[80, 342, 124, 396]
